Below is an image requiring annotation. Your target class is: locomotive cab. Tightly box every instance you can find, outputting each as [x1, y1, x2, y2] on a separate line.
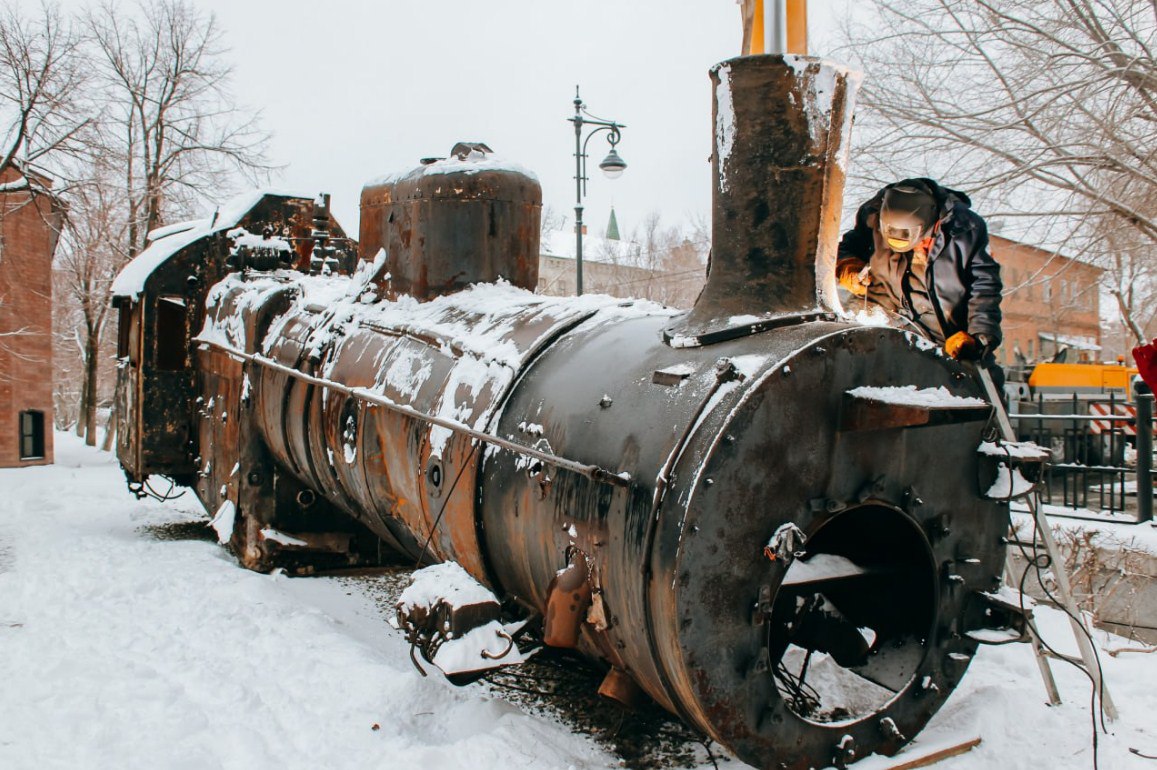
[109, 193, 352, 490]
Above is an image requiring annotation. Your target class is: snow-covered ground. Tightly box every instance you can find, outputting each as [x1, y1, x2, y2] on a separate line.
[1, 433, 1155, 770]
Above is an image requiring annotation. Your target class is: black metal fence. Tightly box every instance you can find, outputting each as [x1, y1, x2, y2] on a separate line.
[1008, 385, 1154, 523]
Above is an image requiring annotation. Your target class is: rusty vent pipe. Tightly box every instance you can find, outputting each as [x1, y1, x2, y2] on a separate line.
[666, 55, 859, 346]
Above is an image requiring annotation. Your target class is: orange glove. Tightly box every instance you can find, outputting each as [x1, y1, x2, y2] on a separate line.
[836, 259, 870, 297]
[944, 331, 981, 360]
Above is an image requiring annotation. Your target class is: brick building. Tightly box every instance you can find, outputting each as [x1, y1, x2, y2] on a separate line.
[0, 166, 64, 467]
[538, 230, 705, 308]
[991, 235, 1102, 367]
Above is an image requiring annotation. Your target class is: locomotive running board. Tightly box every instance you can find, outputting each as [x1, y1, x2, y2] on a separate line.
[840, 391, 992, 432]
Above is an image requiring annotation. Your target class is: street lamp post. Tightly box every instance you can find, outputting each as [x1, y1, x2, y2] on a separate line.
[569, 87, 626, 296]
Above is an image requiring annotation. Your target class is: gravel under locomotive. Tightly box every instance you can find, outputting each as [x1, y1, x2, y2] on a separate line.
[111, 56, 1020, 770]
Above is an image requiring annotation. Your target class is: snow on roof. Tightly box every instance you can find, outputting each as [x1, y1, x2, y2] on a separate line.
[540, 229, 653, 270]
[110, 188, 318, 300]
[368, 148, 539, 188]
[110, 221, 214, 300]
[146, 220, 203, 242]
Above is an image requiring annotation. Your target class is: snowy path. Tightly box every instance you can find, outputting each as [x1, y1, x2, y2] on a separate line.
[0, 433, 1154, 770]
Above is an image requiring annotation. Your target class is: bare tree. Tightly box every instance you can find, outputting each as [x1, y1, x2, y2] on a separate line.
[47, 0, 274, 445]
[0, 1, 89, 194]
[608, 212, 708, 308]
[539, 203, 566, 240]
[841, 1, 1156, 257]
[63, 0, 275, 444]
[86, 0, 273, 256]
[55, 162, 129, 444]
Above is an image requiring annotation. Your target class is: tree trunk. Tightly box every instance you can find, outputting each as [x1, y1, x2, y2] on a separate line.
[83, 332, 99, 446]
[101, 403, 116, 451]
[76, 364, 88, 438]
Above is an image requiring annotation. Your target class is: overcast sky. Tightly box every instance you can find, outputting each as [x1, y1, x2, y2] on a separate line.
[145, 0, 856, 238]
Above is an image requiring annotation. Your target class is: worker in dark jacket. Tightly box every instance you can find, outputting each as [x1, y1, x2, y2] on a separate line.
[836, 178, 1003, 363]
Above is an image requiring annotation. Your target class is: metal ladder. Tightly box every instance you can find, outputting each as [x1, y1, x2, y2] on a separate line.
[977, 367, 1118, 720]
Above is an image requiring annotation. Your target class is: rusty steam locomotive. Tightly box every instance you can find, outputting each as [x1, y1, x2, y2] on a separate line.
[111, 56, 1021, 770]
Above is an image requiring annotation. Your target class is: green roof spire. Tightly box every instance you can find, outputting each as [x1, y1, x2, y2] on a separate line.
[606, 207, 620, 240]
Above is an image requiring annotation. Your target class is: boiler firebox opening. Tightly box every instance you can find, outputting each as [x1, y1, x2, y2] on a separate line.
[767, 505, 937, 723]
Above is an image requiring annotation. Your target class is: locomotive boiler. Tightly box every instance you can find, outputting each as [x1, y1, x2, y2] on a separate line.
[111, 56, 1024, 770]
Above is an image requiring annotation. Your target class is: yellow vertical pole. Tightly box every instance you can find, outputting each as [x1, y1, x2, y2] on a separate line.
[750, 0, 765, 54]
[786, 0, 808, 54]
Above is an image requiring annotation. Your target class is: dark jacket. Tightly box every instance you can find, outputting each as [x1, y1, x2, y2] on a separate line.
[837, 179, 1002, 345]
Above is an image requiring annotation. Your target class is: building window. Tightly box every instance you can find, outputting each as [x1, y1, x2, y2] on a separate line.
[19, 410, 45, 460]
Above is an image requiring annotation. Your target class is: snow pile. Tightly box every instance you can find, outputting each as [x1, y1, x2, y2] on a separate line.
[397, 562, 499, 610]
[110, 219, 214, 299]
[201, 270, 671, 373]
[259, 527, 308, 547]
[986, 464, 1036, 500]
[209, 499, 235, 544]
[782, 553, 866, 585]
[428, 621, 531, 677]
[197, 274, 295, 352]
[1, 436, 1157, 767]
[979, 439, 1051, 460]
[395, 562, 532, 677]
[227, 226, 292, 254]
[847, 385, 988, 408]
[0, 435, 612, 769]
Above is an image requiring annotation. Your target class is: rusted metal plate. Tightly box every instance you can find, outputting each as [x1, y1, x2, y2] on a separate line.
[203, 273, 610, 580]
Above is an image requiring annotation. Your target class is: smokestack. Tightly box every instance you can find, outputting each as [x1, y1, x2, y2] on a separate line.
[666, 55, 859, 346]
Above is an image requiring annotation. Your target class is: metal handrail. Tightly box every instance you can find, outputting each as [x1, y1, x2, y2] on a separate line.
[195, 337, 632, 488]
[1008, 389, 1153, 523]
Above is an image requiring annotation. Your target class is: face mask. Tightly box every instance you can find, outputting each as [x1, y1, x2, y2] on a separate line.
[881, 218, 925, 253]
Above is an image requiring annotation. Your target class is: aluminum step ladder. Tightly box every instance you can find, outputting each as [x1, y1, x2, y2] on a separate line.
[977, 366, 1118, 720]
